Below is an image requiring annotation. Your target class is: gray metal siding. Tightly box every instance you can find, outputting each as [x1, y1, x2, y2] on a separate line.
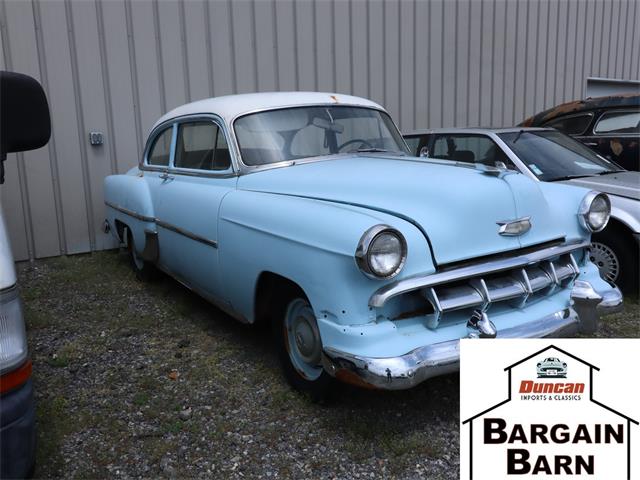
[1, 0, 638, 261]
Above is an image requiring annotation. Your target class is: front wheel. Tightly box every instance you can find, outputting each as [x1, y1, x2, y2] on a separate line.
[273, 296, 333, 400]
[591, 230, 639, 295]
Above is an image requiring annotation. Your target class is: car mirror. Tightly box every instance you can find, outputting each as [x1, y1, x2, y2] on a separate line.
[312, 116, 344, 134]
[0, 71, 51, 184]
[419, 146, 429, 157]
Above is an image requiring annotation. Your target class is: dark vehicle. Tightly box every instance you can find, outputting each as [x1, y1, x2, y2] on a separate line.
[520, 94, 640, 172]
[0, 71, 51, 478]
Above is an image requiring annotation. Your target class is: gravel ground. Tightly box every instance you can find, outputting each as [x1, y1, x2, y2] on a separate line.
[17, 250, 639, 479]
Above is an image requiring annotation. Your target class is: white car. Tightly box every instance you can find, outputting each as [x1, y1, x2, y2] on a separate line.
[536, 357, 568, 378]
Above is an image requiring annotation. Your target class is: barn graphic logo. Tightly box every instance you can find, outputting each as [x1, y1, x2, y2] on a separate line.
[461, 342, 639, 479]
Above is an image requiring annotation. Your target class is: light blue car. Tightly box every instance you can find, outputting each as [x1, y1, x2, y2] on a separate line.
[104, 92, 622, 396]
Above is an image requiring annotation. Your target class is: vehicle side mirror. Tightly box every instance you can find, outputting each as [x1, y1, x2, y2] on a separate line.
[419, 146, 429, 158]
[0, 71, 51, 184]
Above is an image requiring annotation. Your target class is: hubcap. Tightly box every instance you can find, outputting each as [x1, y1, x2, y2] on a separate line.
[284, 299, 323, 381]
[590, 242, 619, 283]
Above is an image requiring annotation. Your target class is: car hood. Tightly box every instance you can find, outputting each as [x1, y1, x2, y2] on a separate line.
[237, 155, 570, 265]
[561, 171, 640, 201]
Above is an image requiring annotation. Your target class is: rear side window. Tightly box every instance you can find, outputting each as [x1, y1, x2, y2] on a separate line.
[175, 121, 231, 171]
[147, 127, 173, 166]
[544, 114, 592, 135]
[594, 110, 640, 134]
[431, 134, 513, 168]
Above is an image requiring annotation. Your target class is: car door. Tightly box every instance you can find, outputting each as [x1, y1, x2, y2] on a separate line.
[152, 116, 236, 301]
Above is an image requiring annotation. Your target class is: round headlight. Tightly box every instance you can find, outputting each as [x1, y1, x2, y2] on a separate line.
[355, 225, 407, 279]
[578, 191, 611, 232]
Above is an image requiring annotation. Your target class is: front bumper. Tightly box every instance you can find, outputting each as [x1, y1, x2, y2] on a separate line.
[0, 379, 36, 479]
[322, 280, 623, 390]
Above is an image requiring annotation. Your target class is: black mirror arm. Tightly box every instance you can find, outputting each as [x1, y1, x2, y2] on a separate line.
[0, 152, 5, 185]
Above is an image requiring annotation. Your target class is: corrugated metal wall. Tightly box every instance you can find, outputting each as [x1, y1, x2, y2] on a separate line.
[1, 0, 639, 261]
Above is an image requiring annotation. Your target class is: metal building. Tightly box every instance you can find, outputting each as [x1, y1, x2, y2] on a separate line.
[1, 0, 638, 261]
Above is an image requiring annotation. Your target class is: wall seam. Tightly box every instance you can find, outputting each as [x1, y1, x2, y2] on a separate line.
[178, 0, 191, 101]
[124, 0, 143, 155]
[64, 0, 96, 251]
[31, 0, 67, 255]
[203, 0, 215, 96]
[152, 1, 166, 112]
[94, 0, 117, 176]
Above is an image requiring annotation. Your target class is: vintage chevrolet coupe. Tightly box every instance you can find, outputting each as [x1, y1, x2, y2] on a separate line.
[104, 92, 622, 395]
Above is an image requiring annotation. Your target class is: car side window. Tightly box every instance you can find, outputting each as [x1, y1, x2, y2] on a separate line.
[544, 114, 592, 135]
[594, 110, 640, 134]
[174, 121, 231, 171]
[431, 134, 514, 168]
[147, 127, 173, 166]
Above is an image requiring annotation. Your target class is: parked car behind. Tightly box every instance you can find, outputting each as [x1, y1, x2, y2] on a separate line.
[519, 94, 640, 172]
[0, 71, 51, 478]
[404, 128, 639, 294]
[105, 93, 621, 396]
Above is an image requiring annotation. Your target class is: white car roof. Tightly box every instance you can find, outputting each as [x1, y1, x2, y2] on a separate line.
[152, 92, 384, 132]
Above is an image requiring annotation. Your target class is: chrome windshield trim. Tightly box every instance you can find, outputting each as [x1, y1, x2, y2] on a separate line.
[155, 220, 218, 249]
[231, 104, 410, 174]
[105, 201, 155, 223]
[369, 240, 590, 307]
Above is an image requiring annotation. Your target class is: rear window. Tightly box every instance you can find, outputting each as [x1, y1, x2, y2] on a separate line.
[544, 113, 593, 135]
[147, 127, 173, 166]
[594, 110, 640, 134]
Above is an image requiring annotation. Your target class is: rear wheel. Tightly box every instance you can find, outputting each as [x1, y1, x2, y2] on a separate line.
[273, 295, 333, 400]
[127, 230, 157, 281]
[591, 229, 639, 295]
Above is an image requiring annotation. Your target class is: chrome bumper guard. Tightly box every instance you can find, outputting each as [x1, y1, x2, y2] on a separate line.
[323, 280, 623, 390]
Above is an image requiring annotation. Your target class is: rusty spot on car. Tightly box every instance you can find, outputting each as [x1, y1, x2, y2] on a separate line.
[335, 369, 380, 389]
[330, 95, 339, 103]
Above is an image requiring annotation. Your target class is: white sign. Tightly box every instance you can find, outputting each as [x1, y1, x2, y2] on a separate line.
[460, 339, 640, 479]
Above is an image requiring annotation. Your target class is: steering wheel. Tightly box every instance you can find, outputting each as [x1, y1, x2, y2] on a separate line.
[337, 138, 374, 152]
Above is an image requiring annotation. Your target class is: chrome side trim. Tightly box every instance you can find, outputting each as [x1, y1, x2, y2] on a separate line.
[105, 201, 218, 248]
[369, 240, 590, 307]
[155, 220, 218, 249]
[322, 307, 580, 390]
[105, 201, 155, 223]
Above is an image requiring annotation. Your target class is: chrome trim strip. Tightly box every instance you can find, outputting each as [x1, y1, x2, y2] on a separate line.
[369, 240, 590, 307]
[105, 201, 155, 223]
[323, 307, 580, 390]
[104, 201, 218, 248]
[155, 220, 218, 249]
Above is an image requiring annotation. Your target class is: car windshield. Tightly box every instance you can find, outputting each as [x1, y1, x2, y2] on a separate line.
[498, 130, 622, 182]
[234, 105, 409, 166]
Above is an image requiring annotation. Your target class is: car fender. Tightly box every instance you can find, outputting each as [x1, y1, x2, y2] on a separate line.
[218, 190, 434, 326]
[609, 195, 640, 233]
[103, 170, 156, 252]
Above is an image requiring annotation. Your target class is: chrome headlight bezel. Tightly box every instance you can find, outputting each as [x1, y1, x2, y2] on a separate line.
[578, 191, 611, 233]
[355, 225, 408, 280]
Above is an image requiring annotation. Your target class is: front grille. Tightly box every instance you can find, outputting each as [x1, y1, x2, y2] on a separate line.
[422, 252, 580, 328]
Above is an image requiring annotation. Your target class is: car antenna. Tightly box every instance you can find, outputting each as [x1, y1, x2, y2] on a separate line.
[513, 129, 525, 143]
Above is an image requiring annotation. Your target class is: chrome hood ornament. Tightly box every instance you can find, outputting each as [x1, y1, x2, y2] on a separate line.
[497, 217, 531, 236]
